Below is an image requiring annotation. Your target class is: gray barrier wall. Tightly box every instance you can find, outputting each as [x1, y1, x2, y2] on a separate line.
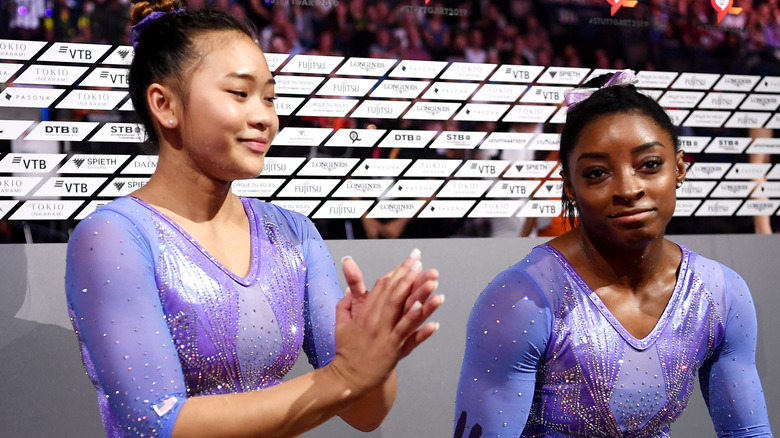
[1, 235, 777, 437]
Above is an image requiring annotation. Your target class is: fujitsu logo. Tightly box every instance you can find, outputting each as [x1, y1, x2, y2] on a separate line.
[298, 57, 325, 71]
[329, 202, 355, 215]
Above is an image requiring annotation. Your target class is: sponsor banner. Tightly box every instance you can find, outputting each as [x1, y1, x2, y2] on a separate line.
[526, 133, 561, 151]
[504, 160, 557, 178]
[384, 179, 443, 198]
[271, 200, 320, 216]
[420, 81, 479, 101]
[0, 200, 19, 219]
[0, 153, 65, 173]
[274, 97, 305, 116]
[297, 158, 360, 176]
[740, 94, 780, 111]
[754, 76, 780, 93]
[351, 100, 412, 119]
[709, 181, 757, 198]
[766, 113, 780, 129]
[32, 177, 106, 197]
[418, 200, 475, 218]
[403, 159, 461, 177]
[768, 164, 780, 180]
[377, 130, 435, 149]
[0, 62, 24, 82]
[583, 69, 618, 83]
[670, 72, 721, 90]
[14, 64, 88, 86]
[471, 84, 525, 102]
[517, 200, 562, 217]
[366, 200, 426, 218]
[332, 179, 393, 198]
[325, 128, 386, 148]
[102, 46, 134, 65]
[0, 39, 47, 61]
[261, 157, 306, 176]
[705, 137, 752, 154]
[74, 200, 112, 220]
[665, 109, 689, 126]
[56, 90, 127, 110]
[38, 42, 111, 64]
[440, 62, 497, 81]
[430, 131, 486, 150]
[80, 67, 130, 88]
[520, 86, 567, 104]
[678, 136, 711, 153]
[98, 178, 149, 196]
[89, 123, 147, 143]
[0, 120, 34, 140]
[635, 71, 678, 89]
[280, 55, 344, 74]
[681, 110, 730, 128]
[0, 87, 65, 108]
[486, 180, 540, 198]
[455, 160, 510, 178]
[480, 132, 534, 150]
[533, 181, 563, 198]
[264, 53, 289, 72]
[549, 107, 568, 124]
[10, 200, 83, 220]
[402, 102, 460, 120]
[118, 99, 134, 111]
[317, 77, 377, 97]
[59, 154, 130, 174]
[695, 200, 742, 216]
[231, 178, 286, 197]
[754, 181, 780, 197]
[388, 60, 448, 79]
[276, 179, 339, 197]
[352, 159, 412, 177]
[737, 200, 780, 216]
[658, 91, 706, 109]
[685, 162, 731, 180]
[271, 127, 333, 146]
[724, 111, 772, 129]
[436, 180, 492, 198]
[638, 89, 663, 101]
[468, 200, 523, 218]
[673, 199, 701, 216]
[454, 103, 510, 122]
[725, 163, 772, 180]
[312, 200, 373, 219]
[714, 75, 760, 92]
[0, 177, 42, 196]
[502, 105, 556, 123]
[121, 155, 158, 174]
[25, 121, 98, 141]
[274, 75, 325, 95]
[489, 65, 545, 83]
[698, 92, 745, 110]
[536, 67, 590, 85]
[746, 138, 780, 154]
[369, 80, 428, 99]
[294, 97, 358, 117]
[677, 181, 717, 198]
[334, 57, 396, 77]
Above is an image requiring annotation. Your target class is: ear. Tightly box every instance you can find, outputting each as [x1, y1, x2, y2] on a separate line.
[146, 83, 181, 130]
[561, 169, 576, 203]
[675, 150, 686, 186]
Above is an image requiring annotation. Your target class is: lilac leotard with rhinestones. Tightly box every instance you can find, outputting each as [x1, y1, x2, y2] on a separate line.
[455, 244, 772, 438]
[66, 197, 342, 438]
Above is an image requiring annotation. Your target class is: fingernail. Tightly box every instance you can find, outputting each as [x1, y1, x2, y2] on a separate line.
[433, 281, 439, 291]
[437, 294, 445, 305]
[411, 260, 422, 273]
[409, 248, 421, 260]
[410, 300, 422, 314]
[341, 255, 352, 264]
[433, 322, 440, 332]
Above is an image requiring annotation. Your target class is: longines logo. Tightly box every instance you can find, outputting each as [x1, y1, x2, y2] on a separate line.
[741, 95, 779, 110]
[712, 182, 753, 197]
[335, 57, 396, 76]
[348, 59, 389, 72]
[715, 75, 759, 91]
[332, 179, 390, 198]
[371, 80, 426, 98]
[687, 162, 731, 179]
[299, 158, 358, 176]
[409, 103, 458, 119]
[738, 200, 780, 216]
[343, 181, 383, 193]
[367, 201, 425, 218]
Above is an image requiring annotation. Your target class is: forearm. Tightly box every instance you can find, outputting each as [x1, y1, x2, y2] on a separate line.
[338, 370, 398, 432]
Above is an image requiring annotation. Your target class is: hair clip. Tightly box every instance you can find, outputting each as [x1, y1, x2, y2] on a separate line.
[131, 9, 185, 49]
[563, 69, 639, 110]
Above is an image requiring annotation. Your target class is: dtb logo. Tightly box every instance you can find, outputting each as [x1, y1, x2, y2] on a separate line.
[606, 0, 637, 16]
[711, 0, 741, 23]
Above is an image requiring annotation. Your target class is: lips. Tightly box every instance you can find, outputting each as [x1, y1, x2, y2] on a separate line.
[609, 208, 653, 218]
[241, 138, 269, 154]
[608, 208, 654, 225]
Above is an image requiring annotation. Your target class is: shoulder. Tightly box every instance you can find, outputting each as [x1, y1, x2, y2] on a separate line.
[683, 246, 752, 314]
[245, 198, 314, 231]
[70, 197, 151, 243]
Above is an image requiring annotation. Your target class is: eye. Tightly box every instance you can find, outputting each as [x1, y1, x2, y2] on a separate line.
[642, 159, 663, 170]
[584, 168, 607, 179]
[229, 90, 248, 98]
[265, 96, 277, 103]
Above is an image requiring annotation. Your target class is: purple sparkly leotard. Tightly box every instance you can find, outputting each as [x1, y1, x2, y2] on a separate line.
[455, 244, 772, 438]
[66, 197, 342, 438]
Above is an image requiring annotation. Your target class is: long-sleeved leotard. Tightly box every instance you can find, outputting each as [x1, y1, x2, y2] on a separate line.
[66, 197, 342, 438]
[455, 244, 772, 438]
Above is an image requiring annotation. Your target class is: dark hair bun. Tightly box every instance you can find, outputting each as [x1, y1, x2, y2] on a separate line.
[130, 0, 182, 26]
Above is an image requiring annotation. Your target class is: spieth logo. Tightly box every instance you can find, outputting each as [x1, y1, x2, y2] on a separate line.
[72, 158, 85, 168]
[607, 0, 637, 16]
[712, 0, 742, 23]
[113, 181, 125, 191]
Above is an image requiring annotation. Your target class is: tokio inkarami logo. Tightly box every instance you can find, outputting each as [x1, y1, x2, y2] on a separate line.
[606, 0, 637, 16]
[711, 0, 742, 23]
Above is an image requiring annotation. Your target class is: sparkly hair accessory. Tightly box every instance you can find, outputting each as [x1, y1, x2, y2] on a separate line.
[131, 9, 183, 49]
[563, 69, 639, 110]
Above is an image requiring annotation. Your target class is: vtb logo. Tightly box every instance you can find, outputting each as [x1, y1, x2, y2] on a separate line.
[711, 0, 742, 23]
[606, 0, 637, 16]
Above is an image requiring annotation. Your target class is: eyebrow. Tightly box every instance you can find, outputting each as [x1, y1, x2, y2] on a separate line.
[225, 73, 276, 86]
[576, 141, 665, 162]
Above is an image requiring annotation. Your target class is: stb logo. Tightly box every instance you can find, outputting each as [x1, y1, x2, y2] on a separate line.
[711, 0, 742, 23]
[606, 0, 637, 16]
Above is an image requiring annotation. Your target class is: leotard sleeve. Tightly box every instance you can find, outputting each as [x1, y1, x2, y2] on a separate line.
[66, 209, 187, 438]
[699, 267, 773, 438]
[454, 265, 552, 438]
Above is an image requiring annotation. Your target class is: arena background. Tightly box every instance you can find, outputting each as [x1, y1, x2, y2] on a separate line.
[0, 0, 777, 436]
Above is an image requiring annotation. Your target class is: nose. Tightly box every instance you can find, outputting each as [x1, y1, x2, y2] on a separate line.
[613, 167, 644, 203]
[248, 98, 277, 130]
